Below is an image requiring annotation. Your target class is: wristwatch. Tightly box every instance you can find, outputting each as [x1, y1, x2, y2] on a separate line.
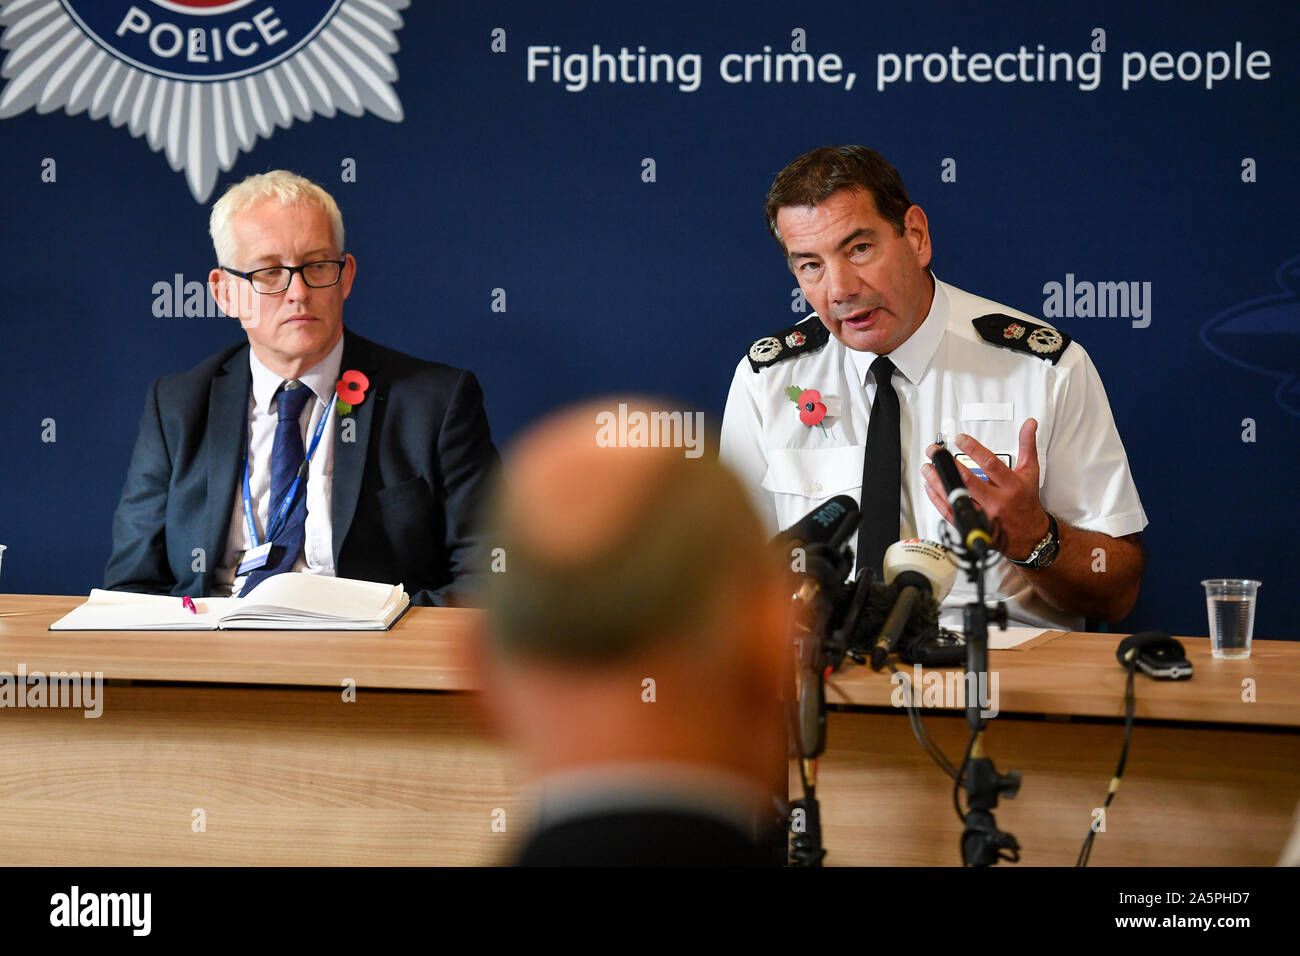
[1007, 512, 1059, 569]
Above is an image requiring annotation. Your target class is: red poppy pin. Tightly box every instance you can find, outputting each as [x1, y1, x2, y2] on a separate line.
[335, 369, 370, 415]
[787, 386, 828, 435]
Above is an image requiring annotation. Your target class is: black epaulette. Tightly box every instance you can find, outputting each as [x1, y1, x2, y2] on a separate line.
[746, 318, 830, 372]
[972, 313, 1072, 364]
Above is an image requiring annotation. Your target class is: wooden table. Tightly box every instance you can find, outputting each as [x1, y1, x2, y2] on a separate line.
[0, 595, 525, 866]
[2, 595, 1297, 865]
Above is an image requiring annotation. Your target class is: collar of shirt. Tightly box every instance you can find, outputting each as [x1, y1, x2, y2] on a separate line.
[847, 273, 950, 387]
[248, 335, 345, 414]
[529, 761, 772, 838]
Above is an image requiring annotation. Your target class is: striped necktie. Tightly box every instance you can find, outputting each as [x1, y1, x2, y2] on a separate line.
[242, 380, 313, 594]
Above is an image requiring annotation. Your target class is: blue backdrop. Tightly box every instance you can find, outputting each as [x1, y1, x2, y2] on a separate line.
[1, 0, 1296, 639]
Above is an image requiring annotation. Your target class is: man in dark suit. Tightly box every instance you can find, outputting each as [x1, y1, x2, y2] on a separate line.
[475, 401, 789, 865]
[105, 171, 497, 606]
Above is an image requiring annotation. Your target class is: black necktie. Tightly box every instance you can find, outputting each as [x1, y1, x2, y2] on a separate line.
[857, 356, 900, 578]
[243, 381, 313, 594]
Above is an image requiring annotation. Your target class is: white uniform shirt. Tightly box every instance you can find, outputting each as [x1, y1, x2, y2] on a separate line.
[214, 337, 342, 596]
[720, 277, 1148, 630]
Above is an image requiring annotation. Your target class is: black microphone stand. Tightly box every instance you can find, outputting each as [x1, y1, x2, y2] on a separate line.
[788, 551, 869, 867]
[955, 544, 1021, 866]
[788, 782, 825, 867]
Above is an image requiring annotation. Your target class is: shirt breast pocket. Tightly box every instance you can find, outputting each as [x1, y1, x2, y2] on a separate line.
[955, 403, 1017, 472]
[761, 446, 864, 523]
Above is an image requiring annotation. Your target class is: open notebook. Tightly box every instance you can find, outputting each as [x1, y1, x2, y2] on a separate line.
[50, 574, 410, 631]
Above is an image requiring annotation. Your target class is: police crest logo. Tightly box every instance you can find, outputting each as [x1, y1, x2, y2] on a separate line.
[0, 0, 410, 201]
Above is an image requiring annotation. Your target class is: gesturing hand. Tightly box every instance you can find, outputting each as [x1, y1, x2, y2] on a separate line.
[921, 419, 1049, 562]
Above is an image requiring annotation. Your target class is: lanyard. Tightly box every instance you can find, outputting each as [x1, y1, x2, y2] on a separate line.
[241, 390, 332, 548]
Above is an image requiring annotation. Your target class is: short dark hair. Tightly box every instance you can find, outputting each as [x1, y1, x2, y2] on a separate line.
[764, 146, 914, 250]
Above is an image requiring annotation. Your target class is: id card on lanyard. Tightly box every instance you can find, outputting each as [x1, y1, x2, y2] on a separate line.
[237, 391, 331, 575]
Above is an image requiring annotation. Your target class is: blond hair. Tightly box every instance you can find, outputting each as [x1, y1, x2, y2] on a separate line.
[209, 170, 345, 266]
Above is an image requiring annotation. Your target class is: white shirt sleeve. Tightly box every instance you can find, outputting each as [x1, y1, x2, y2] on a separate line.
[720, 358, 782, 538]
[1041, 348, 1148, 539]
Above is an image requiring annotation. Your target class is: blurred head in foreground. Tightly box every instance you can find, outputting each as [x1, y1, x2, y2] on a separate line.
[477, 398, 789, 865]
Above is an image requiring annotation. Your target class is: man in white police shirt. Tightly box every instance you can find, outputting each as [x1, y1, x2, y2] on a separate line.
[721, 146, 1147, 630]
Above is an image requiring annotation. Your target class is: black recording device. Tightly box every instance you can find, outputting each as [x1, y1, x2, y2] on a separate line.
[903, 625, 966, 666]
[1116, 631, 1193, 680]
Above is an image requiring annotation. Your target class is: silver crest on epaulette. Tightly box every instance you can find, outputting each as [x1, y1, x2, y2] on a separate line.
[749, 336, 783, 364]
[1027, 328, 1063, 354]
[785, 330, 806, 348]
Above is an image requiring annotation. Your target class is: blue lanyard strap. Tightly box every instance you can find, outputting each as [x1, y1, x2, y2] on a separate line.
[241, 389, 332, 548]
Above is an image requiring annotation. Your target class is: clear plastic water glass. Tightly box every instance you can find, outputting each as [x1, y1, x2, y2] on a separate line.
[1201, 579, 1261, 660]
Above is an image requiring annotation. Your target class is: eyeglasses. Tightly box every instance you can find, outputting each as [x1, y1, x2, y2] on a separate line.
[221, 258, 346, 294]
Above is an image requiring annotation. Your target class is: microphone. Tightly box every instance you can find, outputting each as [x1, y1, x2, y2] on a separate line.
[773, 494, 860, 555]
[868, 539, 958, 670]
[773, 496, 861, 761]
[929, 443, 992, 560]
[772, 494, 860, 590]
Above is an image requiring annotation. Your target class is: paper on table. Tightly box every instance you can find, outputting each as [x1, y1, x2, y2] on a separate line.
[222, 573, 400, 624]
[48, 590, 234, 630]
[987, 626, 1049, 650]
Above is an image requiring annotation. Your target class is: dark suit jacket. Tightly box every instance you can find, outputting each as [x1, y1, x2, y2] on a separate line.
[514, 810, 780, 867]
[104, 330, 499, 606]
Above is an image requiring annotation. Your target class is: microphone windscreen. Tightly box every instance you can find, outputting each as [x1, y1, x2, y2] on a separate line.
[883, 539, 958, 601]
[772, 495, 861, 553]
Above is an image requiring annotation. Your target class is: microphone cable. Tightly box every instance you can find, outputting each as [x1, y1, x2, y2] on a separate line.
[885, 660, 960, 781]
[1077, 648, 1139, 866]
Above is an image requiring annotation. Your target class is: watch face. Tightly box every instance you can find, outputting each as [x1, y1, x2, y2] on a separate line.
[1037, 542, 1060, 568]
